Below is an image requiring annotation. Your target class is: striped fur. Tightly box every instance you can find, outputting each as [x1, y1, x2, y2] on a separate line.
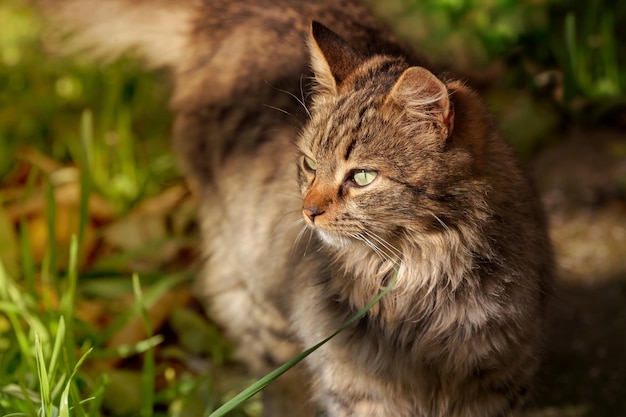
[37, 1, 552, 416]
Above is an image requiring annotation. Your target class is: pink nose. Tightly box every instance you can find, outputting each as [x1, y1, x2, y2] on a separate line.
[303, 206, 325, 221]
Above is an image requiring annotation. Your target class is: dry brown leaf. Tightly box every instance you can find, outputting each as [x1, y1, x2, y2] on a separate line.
[102, 185, 189, 247]
[4, 181, 115, 223]
[104, 287, 193, 365]
[16, 147, 64, 175]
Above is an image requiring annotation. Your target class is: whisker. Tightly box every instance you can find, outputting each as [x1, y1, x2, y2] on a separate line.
[263, 104, 305, 129]
[299, 74, 311, 119]
[263, 103, 292, 116]
[356, 232, 402, 271]
[362, 230, 403, 261]
[354, 233, 387, 261]
[304, 226, 316, 257]
[291, 218, 305, 233]
[363, 237, 402, 269]
[293, 222, 307, 248]
[275, 208, 303, 225]
[432, 213, 450, 232]
[265, 80, 312, 119]
[290, 222, 316, 259]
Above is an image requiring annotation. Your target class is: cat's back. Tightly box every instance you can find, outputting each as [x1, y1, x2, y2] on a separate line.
[175, 0, 425, 106]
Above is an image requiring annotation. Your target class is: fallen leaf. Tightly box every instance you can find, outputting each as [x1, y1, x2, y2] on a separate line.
[105, 287, 192, 362]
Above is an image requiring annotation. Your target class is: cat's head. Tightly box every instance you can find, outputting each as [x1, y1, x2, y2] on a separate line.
[297, 22, 491, 251]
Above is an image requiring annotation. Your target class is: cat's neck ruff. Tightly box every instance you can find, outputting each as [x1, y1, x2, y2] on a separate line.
[321, 228, 483, 327]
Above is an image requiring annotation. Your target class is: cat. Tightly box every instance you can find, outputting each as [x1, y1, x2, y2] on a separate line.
[38, 0, 553, 416]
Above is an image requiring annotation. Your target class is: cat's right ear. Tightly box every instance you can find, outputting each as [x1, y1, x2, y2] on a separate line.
[309, 21, 364, 95]
[385, 67, 454, 141]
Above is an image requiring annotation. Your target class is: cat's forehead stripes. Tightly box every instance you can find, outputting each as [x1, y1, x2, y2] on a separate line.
[343, 105, 371, 160]
[314, 116, 354, 174]
[343, 136, 357, 161]
[313, 94, 378, 164]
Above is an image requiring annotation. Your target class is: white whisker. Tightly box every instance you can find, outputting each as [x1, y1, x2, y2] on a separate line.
[361, 241, 383, 260]
[355, 231, 403, 271]
[291, 221, 315, 258]
[261, 104, 306, 131]
[263, 104, 298, 120]
[299, 74, 311, 119]
[293, 223, 307, 247]
[362, 230, 403, 262]
[354, 233, 387, 261]
[265, 80, 312, 119]
[305, 226, 317, 257]
[432, 213, 450, 232]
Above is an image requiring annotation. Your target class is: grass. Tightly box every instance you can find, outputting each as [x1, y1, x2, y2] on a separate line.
[1, 0, 625, 416]
[368, 0, 626, 119]
[0, 236, 98, 416]
[0, 243, 196, 416]
[0, 2, 231, 415]
[0, 224, 225, 416]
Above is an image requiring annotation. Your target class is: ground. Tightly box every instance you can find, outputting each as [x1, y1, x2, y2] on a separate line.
[530, 127, 626, 416]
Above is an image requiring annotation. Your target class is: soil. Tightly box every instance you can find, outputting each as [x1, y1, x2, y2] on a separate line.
[529, 127, 626, 417]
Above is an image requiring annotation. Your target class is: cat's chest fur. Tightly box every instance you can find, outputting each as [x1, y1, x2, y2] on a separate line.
[42, 1, 553, 415]
[198, 15, 550, 417]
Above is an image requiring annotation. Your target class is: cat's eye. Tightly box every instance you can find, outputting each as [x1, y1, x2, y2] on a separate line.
[303, 155, 317, 172]
[352, 170, 378, 187]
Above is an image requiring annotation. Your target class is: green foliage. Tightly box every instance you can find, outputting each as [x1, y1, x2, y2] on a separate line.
[0, 0, 178, 212]
[378, 0, 549, 64]
[369, 0, 626, 118]
[554, 1, 626, 108]
[0, 232, 217, 416]
[0, 3, 224, 414]
[0, 237, 101, 416]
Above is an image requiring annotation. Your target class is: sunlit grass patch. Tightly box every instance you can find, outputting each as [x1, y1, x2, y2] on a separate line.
[0, 1, 232, 413]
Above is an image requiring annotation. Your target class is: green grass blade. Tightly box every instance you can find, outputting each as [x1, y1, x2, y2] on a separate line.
[60, 236, 79, 367]
[208, 268, 399, 417]
[88, 335, 164, 359]
[78, 109, 94, 249]
[600, 14, 621, 95]
[0, 261, 35, 371]
[133, 274, 156, 417]
[47, 316, 66, 384]
[44, 179, 58, 279]
[58, 347, 93, 417]
[35, 334, 52, 416]
[65, 236, 89, 417]
[17, 168, 39, 292]
[18, 219, 35, 295]
[86, 375, 109, 417]
[98, 272, 189, 343]
[563, 12, 579, 102]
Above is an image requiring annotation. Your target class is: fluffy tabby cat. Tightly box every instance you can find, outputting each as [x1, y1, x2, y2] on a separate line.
[39, 0, 553, 416]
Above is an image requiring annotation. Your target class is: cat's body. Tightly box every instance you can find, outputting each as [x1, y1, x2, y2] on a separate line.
[39, 1, 553, 416]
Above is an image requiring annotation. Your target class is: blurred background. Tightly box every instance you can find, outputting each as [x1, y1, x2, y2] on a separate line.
[0, 0, 625, 415]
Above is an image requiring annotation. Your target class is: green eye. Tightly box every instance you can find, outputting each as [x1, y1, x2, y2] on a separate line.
[303, 156, 317, 172]
[353, 170, 378, 186]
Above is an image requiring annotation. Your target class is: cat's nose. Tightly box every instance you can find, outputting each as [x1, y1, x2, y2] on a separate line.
[303, 206, 325, 222]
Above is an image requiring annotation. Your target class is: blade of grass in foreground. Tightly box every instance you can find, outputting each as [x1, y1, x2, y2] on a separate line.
[0, 262, 35, 372]
[78, 109, 94, 248]
[208, 267, 399, 417]
[133, 273, 157, 417]
[59, 347, 94, 417]
[61, 235, 80, 368]
[35, 334, 53, 417]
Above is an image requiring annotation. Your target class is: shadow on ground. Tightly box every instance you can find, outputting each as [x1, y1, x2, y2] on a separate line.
[531, 127, 626, 417]
[536, 278, 626, 416]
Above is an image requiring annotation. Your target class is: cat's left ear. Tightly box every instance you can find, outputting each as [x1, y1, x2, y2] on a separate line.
[308, 21, 365, 95]
[386, 66, 454, 140]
